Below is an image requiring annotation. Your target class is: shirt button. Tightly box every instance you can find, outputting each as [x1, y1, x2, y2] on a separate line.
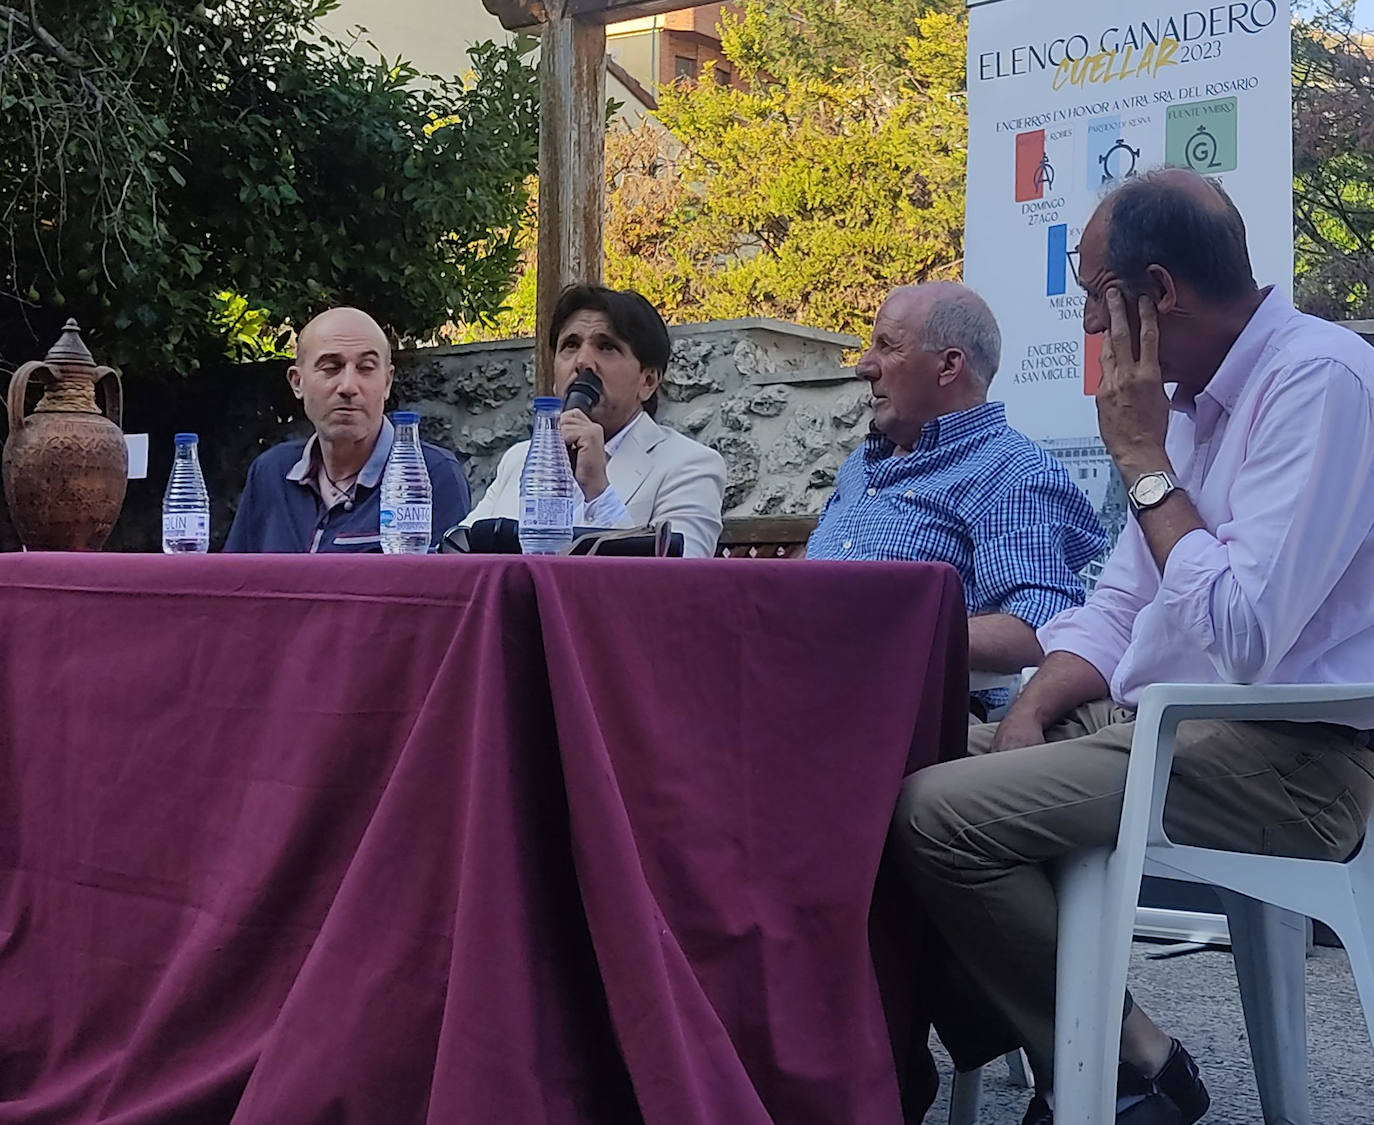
[904, 490, 915, 500]
[843, 539, 853, 551]
[866, 488, 877, 497]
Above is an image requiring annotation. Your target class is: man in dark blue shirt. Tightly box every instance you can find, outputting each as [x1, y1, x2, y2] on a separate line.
[808, 283, 1106, 677]
[225, 307, 470, 553]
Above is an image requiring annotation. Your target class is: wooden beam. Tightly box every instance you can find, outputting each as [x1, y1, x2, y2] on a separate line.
[533, 7, 606, 395]
[482, 0, 547, 32]
[565, 0, 722, 24]
[483, 0, 719, 32]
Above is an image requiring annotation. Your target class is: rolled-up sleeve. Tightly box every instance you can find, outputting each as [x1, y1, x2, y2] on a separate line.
[973, 470, 1110, 629]
[1152, 361, 1374, 683]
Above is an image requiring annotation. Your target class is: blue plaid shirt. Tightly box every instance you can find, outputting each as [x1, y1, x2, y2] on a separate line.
[808, 402, 1107, 632]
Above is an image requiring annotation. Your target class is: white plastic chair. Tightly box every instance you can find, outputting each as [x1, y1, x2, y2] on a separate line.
[948, 682, 1374, 1125]
[1054, 682, 1374, 1124]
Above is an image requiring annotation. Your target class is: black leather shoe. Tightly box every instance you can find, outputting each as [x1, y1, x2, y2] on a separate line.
[1021, 1042, 1209, 1125]
[1118, 1041, 1209, 1125]
[1153, 1040, 1210, 1125]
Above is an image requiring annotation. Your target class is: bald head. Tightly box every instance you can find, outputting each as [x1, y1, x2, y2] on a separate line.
[288, 306, 395, 451]
[297, 306, 391, 367]
[886, 281, 1002, 388]
[857, 280, 1002, 450]
[1087, 168, 1256, 305]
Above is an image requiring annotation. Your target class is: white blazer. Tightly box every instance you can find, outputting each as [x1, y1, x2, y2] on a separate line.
[464, 413, 727, 558]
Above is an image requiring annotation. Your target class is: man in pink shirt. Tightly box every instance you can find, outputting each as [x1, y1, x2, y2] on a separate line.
[895, 169, 1374, 1125]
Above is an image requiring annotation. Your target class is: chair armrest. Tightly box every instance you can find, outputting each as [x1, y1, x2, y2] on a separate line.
[1126, 682, 1374, 850]
[969, 671, 1020, 694]
[1136, 681, 1374, 727]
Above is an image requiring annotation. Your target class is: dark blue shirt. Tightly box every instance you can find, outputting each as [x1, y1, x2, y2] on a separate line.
[224, 417, 471, 553]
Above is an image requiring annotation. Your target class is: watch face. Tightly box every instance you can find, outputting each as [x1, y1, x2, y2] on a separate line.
[1134, 474, 1170, 507]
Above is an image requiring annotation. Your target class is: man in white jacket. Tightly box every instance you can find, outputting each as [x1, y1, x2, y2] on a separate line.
[465, 285, 727, 558]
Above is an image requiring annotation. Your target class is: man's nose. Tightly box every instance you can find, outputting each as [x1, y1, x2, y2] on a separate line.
[336, 365, 361, 397]
[573, 344, 599, 374]
[1082, 301, 1107, 337]
[856, 361, 879, 383]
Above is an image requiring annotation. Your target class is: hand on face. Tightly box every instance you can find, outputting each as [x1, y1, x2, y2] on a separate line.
[1096, 289, 1170, 475]
[559, 409, 609, 501]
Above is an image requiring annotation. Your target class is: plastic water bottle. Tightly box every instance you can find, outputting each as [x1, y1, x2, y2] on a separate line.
[162, 433, 210, 553]
[518, 396, 576, 556]
[379, 411, 433, 554]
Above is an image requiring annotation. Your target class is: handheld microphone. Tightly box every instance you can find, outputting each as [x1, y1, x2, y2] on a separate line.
[562, 369, 604, 473]
[563, 369, 603, 415]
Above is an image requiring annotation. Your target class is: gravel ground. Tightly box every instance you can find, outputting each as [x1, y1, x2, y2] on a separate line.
[922, 941, 1374, 1124]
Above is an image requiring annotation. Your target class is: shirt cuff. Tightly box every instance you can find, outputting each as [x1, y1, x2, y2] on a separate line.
[1038, 606, 1125, 688]
[582, 484, 630, 527]
[1155, 527, 1228, 650]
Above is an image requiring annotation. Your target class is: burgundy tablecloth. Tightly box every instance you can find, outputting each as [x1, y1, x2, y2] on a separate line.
[0, 553, 968, 1124]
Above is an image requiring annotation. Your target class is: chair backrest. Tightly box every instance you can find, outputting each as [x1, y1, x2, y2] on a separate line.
[715, 516, 818, 559]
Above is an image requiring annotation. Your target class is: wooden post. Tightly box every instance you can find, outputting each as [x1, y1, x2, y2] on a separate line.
[482, 0, 724, 393]
[534, 6, 606, 395]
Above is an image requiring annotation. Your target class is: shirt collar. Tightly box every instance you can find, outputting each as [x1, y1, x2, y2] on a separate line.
[604, 410, 643, 459]
[881, 401, 1006, 456]
[287, 415, 395, 489]
[1183, 287, 1290, 418]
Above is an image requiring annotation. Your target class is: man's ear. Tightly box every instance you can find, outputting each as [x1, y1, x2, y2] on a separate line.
[640, 366, 663, 403]
[1146, 265, 1178, 315]
[385, 364, 395, 401]
[937, 348, 963, 388]
[287, 365, 303, 400]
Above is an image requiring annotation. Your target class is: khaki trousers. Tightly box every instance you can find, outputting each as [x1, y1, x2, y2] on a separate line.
[892, 701, 1374, 1084]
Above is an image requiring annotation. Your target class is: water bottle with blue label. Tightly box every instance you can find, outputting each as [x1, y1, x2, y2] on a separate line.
[379, 411, 432, 554]
[518, 397, 576, 556]
[162, 433, 210, 553]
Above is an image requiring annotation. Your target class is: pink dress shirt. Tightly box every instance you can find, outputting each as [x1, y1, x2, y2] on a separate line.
[1040, 289, 1374, 709]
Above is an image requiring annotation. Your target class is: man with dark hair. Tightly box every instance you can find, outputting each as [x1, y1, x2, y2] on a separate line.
[894, 169, 1374, 1123]
[807, 282, 1106, 691]
[465, 285, 726, 557]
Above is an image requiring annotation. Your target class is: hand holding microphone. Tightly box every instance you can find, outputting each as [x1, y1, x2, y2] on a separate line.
[559, 369, 609, 500]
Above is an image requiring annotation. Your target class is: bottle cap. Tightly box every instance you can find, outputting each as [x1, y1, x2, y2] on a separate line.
[533, 396, 562, 412]
[393, 411, 419, 425]
[174, 433, 198, 445]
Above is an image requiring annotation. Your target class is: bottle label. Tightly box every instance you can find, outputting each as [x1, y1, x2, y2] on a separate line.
[380, 504, 432, 534]
[163, 513, 208, 540]
[520, 496, 575, 530]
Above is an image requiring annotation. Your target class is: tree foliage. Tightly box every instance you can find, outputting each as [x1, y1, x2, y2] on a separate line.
[475, 0, 967, 340]
[604, 0, 967, 338]
[1293, 1, 1374, 320]
[0, 0, 538, 375]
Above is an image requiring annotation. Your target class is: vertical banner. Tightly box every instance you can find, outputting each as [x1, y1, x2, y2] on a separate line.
[964, 0, 1292, 536]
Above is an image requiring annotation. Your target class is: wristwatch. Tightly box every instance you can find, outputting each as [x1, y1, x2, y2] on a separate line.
[1128, 470, 1180, 515]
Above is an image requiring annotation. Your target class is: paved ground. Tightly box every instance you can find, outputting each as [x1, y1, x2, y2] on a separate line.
[922, 941, 1374, 1124]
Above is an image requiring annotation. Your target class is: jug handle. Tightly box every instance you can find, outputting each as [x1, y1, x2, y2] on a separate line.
[5, 361, 53, 434]
[95, 366, 123, 430]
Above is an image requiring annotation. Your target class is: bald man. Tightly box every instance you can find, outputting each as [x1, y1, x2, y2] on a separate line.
[225, 307, 470, 552]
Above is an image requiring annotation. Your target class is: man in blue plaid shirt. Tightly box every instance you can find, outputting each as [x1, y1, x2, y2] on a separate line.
[807, 283, 1107, 686]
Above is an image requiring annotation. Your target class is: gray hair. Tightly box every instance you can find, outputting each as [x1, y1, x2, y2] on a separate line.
[914, 283, 1002, 388]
